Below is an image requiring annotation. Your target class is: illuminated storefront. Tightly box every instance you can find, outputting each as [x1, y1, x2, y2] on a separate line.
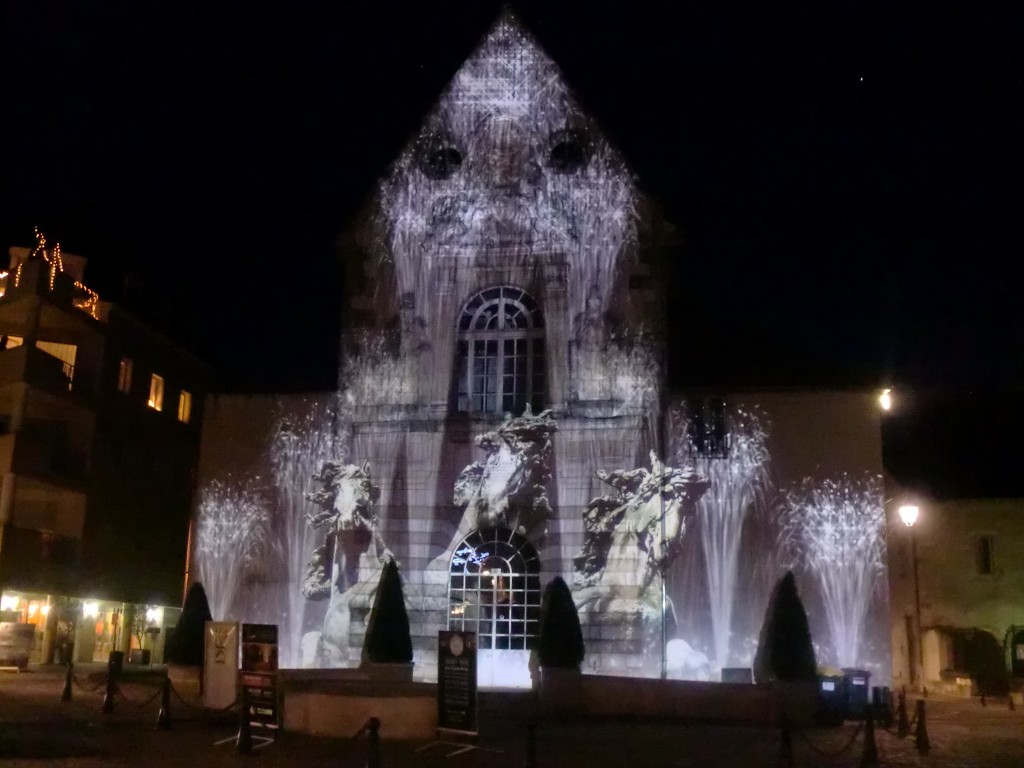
[0, 590, 178, 666]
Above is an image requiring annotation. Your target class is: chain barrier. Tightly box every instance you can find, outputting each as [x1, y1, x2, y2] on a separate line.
[883, 711, 917, 736]
[70, 673, 106, 693]
[60, 669, 238, 720]
[167, 679, 240, 714]
[116, 682, 164, 708]
[792, 721, 864, 758]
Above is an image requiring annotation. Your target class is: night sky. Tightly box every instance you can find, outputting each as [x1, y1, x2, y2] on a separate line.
[2, 2, 1022, 494]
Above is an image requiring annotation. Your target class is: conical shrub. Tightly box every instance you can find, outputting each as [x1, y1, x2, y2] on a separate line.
[165, 582, 213, 666]
[753, 570, 817, 683]
[537, 577, 585, 669]
[363, 559, 413, 663]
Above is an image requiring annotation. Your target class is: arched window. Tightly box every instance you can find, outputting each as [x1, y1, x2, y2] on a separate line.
[454, 286, 545, 415]
[447, 527, 541, 650]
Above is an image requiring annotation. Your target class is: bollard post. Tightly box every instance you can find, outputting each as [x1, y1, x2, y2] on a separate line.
[101, 664, 117, 714]
[777, 721, 794, 768]
[524, 720, 538, 768]
[914, 699, 930, 755]
[365, 717, 381, 768]
[236, 686, 252, 755]
[1010, 693, 1016, 712]
[61, 662, 73, 703]
[896, 689, 909, 737]
[859, 707, 879, 768]
[156, 675, 172, 730]
[881, 686, 893, 729]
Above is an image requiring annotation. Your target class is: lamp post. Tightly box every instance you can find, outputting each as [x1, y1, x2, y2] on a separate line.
[660, 454, 667, 680]
[899, 504, 924, 690]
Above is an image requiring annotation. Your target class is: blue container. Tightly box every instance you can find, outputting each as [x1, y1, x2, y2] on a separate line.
[817, 674, 846, 726]
[842, 668, 872, 720]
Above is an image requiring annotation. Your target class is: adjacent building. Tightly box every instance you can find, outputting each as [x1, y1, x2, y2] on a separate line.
[887, 495, 1024, 697]
[0, 230, 207, 665]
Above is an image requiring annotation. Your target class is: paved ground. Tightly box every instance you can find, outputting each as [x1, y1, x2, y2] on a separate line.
[2, 666, 1023, 767]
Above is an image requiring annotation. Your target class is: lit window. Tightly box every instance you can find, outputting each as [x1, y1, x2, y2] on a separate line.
[148, 374, 164, 411]
[447, 527, 541, 650]
[454, 287, 545, 415]
[177, 390, 192, 423]
[117, 358, 133, 393]
[976, 536, 994, 575]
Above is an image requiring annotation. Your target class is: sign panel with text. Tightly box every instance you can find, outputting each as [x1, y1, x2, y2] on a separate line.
[437, 630, 477, 735]
[240, 623, 279, 733]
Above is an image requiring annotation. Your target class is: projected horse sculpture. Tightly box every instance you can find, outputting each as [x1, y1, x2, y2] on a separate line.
[303, 460, 392, 665]
[452, 405, 558, 536]
[573, 451, 708, 662]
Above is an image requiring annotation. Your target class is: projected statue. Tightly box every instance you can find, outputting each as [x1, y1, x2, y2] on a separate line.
[452, 406, 558, 537]
[303, 460, 392, 665]
[573, 452, 708, 656]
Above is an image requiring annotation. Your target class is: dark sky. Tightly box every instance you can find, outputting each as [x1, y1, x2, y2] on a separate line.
[2, 2, 1022, 493]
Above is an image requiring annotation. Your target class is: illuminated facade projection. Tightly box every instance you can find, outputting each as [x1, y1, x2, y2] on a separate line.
[193, 11, 891, 686]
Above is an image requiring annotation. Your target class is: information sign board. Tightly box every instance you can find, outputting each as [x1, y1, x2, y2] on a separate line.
[240, 623, 279, 733]
[437, 630, 477, 735]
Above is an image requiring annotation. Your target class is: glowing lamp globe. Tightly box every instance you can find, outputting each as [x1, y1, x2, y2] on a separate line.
[879, 389, 892, 411]
[898, 505, 919, 527]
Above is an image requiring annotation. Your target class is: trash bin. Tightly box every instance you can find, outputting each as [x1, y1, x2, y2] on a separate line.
[817, 673, 846, 726]
[843, 668, 871, 720]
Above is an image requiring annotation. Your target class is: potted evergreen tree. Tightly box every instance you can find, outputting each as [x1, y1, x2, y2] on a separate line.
[165, 583, 213, 692]
[753, 571, 819, 724]
[533, 577, 585, 715]
[361, 559, 414, 681]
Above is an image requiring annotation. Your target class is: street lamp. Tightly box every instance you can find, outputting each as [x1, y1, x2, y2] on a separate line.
[899, 504, 924, 690]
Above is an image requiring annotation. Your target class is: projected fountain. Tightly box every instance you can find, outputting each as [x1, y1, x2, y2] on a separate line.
[193, 480, 270, 621]
[190, 9, 891, 683]
[268, 397, 350, 667]
[673, 404, 770, 671]
[782, 473, 886, 669]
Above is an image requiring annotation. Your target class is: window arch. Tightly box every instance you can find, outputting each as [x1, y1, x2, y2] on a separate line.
[454, 286, 545, 415]
[447, 527, 541, 650]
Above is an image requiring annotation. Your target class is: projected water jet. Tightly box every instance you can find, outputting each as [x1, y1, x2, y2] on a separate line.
[783, 473, 886, 668]
[193, 480, 270, 621]
[674, 403, 770, 670]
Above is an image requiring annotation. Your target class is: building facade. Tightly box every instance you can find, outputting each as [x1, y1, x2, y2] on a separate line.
[888, 496, 1024, 697]
[0, 230, 206, 665]
[193, 11, 891, 686]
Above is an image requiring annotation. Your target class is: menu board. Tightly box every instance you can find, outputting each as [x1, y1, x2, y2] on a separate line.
[240, 624, 279, 732]
[437, 630, 477, 735]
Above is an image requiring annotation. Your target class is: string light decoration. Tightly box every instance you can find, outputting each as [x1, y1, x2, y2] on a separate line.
[15, 228, 101, 319]
[72, 280, 100, 319]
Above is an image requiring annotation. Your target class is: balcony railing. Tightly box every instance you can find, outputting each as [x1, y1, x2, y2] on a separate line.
[0, 344, 92, 398]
